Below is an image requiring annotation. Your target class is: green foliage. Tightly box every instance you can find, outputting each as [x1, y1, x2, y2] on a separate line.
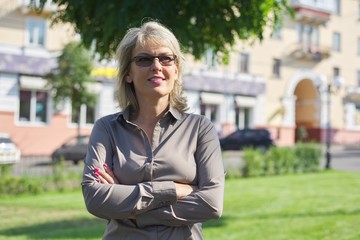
[241, 148, 264, 177]
[0, 160, 82, 196]
[296, 126, 309, 142]
[45, 41, 96, 117]
[52, 159, 67, 191]
[0, 164, 12, 178]
[35, 0, 293, 60]
[226, 143, 322, 178]
[294, 142, 322, 173]
[266, 146, 296, 175]
[0, 177, 43, 195]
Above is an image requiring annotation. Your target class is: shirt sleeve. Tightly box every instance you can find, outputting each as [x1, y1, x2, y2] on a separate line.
[136, 117, 225, 227]
[81, 118, 177, 220]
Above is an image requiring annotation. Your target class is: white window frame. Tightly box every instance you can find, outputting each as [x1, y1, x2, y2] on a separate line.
[204, 49, 218, 69]
[273, 58, 281, 78]
[71, 103, 96, 127]
[238, 53, 250, 73]
[26, 17, 46, 47]
[18, 89, 49, 124]
[332, 32, 341, 52]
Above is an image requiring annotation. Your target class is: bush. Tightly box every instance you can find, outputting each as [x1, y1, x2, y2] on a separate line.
[0, 177, 44, 195]
[294, 143, 322, 173]
[223, 142, 323, 179]
[0, 159, 82, 196]
[266, 147, 296, 175]
[241, 148, 265, 177]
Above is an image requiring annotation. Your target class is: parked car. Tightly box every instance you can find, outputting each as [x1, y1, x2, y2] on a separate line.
[219, 128, 274, 151]
[0, 133, 21, 164]
[51, 135, 89, 164]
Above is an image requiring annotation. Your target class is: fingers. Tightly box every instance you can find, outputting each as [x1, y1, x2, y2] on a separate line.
[94, 165, 116, 184]
[103, 163, 119, 184]
[174, 182, 196, 199]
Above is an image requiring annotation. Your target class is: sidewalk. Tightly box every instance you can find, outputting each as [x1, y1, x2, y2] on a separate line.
[321, 143, 360, 172]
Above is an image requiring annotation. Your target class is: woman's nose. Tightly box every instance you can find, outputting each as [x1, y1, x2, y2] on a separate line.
[151, 58, 162, 71]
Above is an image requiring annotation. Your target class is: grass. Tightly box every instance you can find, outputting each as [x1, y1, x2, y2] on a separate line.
[0, 170, 359, 239]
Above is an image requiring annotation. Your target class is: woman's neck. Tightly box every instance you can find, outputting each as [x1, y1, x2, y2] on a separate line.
[132, 97, 170, 124]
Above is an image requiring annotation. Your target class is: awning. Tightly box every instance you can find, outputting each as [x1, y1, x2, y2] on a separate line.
[183, 74, 266, 96]
[20, 75, 49, 89]
[200, 92, 224, 104]
[345, 87, 360, 104]
[235, 95, 256, 107]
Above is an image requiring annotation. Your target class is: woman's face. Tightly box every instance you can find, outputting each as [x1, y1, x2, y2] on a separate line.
[126, 43, 178, 103]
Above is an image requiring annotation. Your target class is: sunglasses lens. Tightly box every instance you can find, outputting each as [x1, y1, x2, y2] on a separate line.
[133, 55, 176, 67]
[135, 57, 153, 67]
[158, 56, 174, 66]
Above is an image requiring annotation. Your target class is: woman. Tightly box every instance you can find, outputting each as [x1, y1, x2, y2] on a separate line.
[82, 20, 225, 240]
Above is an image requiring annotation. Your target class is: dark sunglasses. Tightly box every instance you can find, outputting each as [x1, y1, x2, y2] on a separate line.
[132, 55, 177, 67]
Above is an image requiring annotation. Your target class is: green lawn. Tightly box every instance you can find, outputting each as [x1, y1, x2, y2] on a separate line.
[0, 171, 359, 239]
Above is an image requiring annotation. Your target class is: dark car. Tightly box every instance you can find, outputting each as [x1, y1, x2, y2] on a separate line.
[219, 128, 274, 151]
[51, 135, 89, 164]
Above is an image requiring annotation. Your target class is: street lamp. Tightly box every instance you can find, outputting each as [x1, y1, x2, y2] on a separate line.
[316, 75, 343, 169]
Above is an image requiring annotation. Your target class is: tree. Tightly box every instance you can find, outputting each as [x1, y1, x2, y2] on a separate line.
[46, 41, 97, 137]
[36, 0, 292, 61]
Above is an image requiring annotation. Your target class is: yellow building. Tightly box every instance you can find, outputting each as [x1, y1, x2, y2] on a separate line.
[183, 0, 360, 146]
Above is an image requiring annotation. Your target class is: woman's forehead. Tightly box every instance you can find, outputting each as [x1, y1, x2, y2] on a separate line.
[133, 43, 173, 55]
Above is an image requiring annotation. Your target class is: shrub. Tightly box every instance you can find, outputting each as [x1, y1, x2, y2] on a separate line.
[294, 143, 322, 173]
[266, 146, 296, 175]
[241, 148, 265, 177]
[0, 177, 44, 195]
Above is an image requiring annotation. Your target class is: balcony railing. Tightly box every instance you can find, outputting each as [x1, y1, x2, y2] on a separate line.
[287, 43, 331, 62]
[290, 0, 336, 25]
[20, 0, 57, 14]
[290, 0, 336, 13]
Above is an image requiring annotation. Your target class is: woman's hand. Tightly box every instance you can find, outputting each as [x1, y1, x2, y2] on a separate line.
[174, 182, 197, 199]
[94, 163, 119, 184]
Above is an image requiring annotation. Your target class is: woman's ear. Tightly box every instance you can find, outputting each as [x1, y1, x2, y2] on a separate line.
[125, 75, 132, 83]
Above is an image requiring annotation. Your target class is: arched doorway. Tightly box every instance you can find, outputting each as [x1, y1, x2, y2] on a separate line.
[294, 79, 319, 142]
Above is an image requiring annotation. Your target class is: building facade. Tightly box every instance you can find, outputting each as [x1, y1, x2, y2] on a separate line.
[184, 0, 360, 146]
[1, 0, 359, 156]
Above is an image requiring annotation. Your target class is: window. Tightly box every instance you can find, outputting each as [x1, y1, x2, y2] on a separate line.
[357, 70, 360, 87]
[333, 67, 340, 78]
[358, 3, 360, 20]
[271, 23, 282, 40]
[26, 18, 46, 47]
[335, 0, 341, 15]
[204, 49, 218, 69]
[235, 107, 251, 129]
[355, 105, 360, 126]
[273, 58, 281, 78]
[296, 24, 319, 48]
[357, 38, 360, 55]
[71, 104, 95, 125]
[238, 53, 249, 73]
[19, 90, 48, 123]
[332, 32, 341, 51]
[200, 103, 218, 122]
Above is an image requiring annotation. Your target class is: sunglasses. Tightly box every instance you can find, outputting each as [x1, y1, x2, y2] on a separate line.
[132, 55, 177, 67]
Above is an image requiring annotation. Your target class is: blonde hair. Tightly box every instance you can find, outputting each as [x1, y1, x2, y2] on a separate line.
[115, 21, 188, 113]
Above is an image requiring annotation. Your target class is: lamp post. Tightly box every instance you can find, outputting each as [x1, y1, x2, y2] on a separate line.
[317, 75, 343, 169]
[325, 84, 332, 169]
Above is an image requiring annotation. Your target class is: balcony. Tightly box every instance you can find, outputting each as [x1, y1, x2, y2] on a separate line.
[290, 0, 336, 25]
[20, 0, 57, 15]
[287, 43, 331, 62]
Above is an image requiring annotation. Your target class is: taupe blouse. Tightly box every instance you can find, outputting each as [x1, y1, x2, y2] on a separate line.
[82, 107, 225, 240]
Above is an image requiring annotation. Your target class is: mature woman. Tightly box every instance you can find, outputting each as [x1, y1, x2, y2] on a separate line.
[82, 20, 225, 240]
